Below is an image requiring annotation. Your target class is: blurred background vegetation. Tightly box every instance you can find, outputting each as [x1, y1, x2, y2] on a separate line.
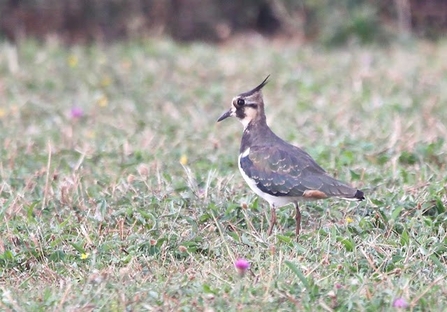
[0, 0, 446, 45]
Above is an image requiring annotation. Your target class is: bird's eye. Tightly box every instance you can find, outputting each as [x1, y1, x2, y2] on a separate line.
[237, 98, 245, 106]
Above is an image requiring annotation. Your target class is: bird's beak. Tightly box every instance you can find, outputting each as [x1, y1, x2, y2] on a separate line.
[217, 109, 232, 122]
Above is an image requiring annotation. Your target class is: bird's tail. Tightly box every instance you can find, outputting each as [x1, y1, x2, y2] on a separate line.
[353, 189, 365, 201]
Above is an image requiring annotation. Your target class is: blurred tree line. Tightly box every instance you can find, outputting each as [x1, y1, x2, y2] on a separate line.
[0, 0, 446, 45]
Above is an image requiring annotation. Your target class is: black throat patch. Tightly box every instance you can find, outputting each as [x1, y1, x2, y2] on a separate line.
[236, 108, 246, 119]
[236, 104, 257, 120]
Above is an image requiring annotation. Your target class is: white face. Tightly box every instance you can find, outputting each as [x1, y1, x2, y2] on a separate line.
[217, 77, 268, 128]
[229, 96, 259, 129]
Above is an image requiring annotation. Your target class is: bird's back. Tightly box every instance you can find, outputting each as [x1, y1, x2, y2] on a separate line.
[240, 122, 364, 201]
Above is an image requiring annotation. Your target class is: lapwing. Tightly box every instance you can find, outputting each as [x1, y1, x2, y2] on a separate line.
[217, 76, 364, 236]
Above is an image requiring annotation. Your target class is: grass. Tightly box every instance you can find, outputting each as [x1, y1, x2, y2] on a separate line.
[0, 37, 446, 311]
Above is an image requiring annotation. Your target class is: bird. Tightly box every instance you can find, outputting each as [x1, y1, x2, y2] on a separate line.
[217, 76, 364, 236]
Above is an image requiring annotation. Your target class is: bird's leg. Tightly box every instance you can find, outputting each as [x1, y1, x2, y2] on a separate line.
[267, 205, 277, 236]
[295, 203, 301, 236]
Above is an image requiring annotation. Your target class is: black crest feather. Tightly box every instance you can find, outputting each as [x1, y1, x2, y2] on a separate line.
[239, 75, 270, 97]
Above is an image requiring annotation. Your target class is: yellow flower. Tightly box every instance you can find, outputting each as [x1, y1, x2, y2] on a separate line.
[96, 95, 108, 107]
[0, 108, 6, 118]
[179, 155, 188, 165]
[345, 216, 354, 224]
[100, 76, 112, 87]
[80, 253, 89, 260]
[86, 130, 96, 139]
[67, 55, 78, 68]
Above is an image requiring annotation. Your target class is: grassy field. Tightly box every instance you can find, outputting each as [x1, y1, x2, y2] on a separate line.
[0, 37, 446, 311]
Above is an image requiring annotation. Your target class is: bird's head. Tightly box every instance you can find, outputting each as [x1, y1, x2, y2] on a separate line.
[217, 75, 269, 129]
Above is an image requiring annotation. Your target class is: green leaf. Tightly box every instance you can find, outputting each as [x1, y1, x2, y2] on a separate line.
[435, 198, 445, 214]
[277, 235, 292, 244]
[377, 153, 390, 165]
[399, 150, 418, 165]
[49, 250, 66, 261]
[227, 231, 240, 242]
[339, 237, 355, 252]
[377, 209, 389, 223]
[70, 242, 86, 254]
[0, 250, 15, 261]
[26, 201, 39, 222]
[203, 284, 217, 294]
[370, 198, 384, 206]
[285, 260, 309, 288]
[429, 254, 445, 272]
[391, 206, 404, 221]
[400, 229, 410, 246]
[339, 150, 354, 165]
[350, 169, 361, 180]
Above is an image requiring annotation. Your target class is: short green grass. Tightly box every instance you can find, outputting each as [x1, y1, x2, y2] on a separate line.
[1, 37, 447, 311]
